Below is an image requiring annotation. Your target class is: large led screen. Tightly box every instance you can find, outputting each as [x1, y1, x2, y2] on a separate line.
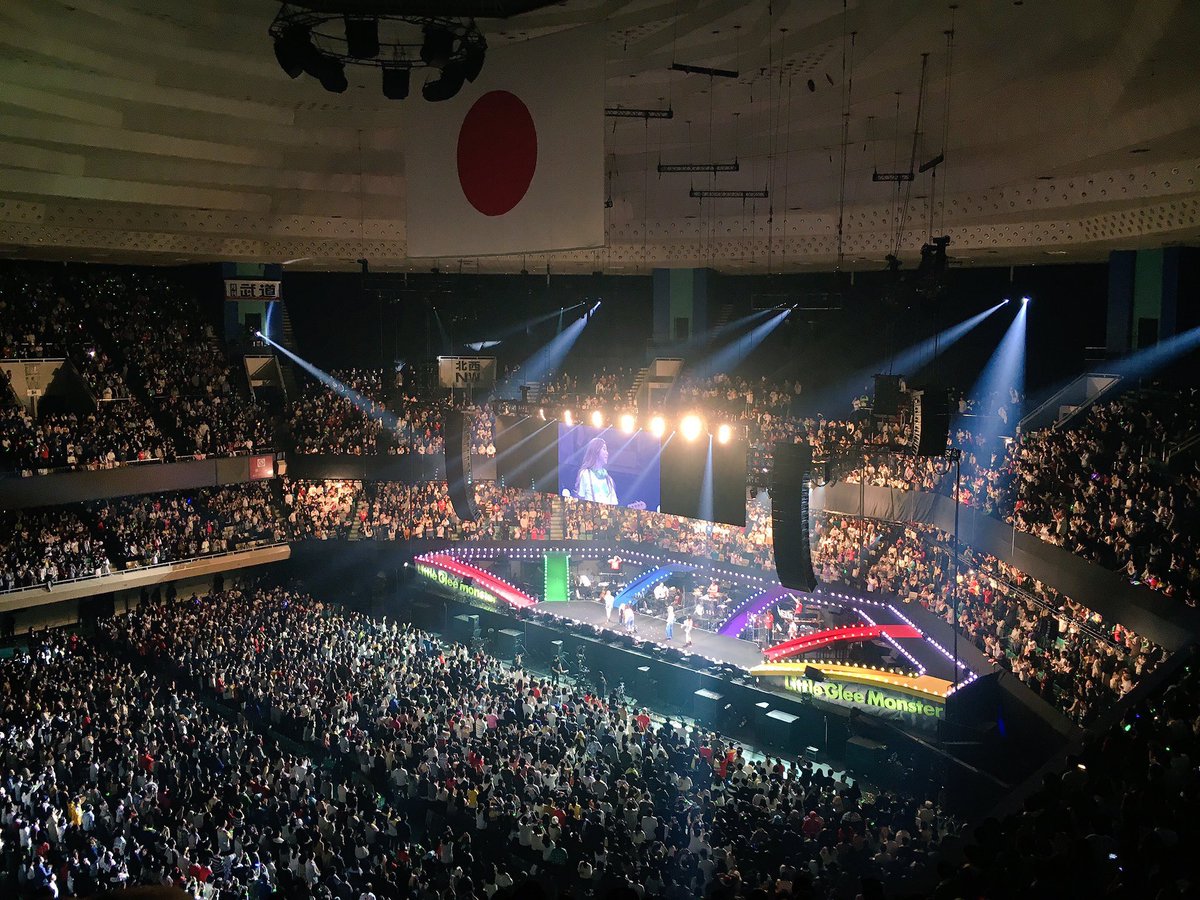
[557, 424, 660, 511]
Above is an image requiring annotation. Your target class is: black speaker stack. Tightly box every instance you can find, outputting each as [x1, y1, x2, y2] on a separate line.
[912, 389, 952, 458]
[770, 440, 818, 592]
[443, 409, 478, 521]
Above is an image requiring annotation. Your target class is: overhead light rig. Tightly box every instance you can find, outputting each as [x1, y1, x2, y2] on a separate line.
[605, 106, 674, 119]
[269, 3, 487, 100]
[658, 160, 740, 174]
[689, 188, 768, 200]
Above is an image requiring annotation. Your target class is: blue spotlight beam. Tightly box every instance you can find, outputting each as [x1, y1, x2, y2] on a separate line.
[496, 301, 600, 397]
[1110, 325, 1200, 379]
[259, 334, 398, 430]
[969, 301, 1028, 442]
[688, 308, 791, 380]
[815, 301, 1005, 414]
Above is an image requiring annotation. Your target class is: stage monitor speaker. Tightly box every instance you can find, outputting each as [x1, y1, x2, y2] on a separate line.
[494, 628, 523, 659]
[913, 389, 952, 458]
[872, 374, 904, 417]
[770, 441, 817, 592]
[450, 614, 479, 644]
[443, 409, 477, 521]
[844, 735, 888, 771]
[804, 665, 826, 682]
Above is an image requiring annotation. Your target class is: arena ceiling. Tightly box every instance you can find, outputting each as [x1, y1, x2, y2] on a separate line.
[0, 0, 1199, 274]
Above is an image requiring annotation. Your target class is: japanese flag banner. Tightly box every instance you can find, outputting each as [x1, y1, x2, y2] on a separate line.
[404, 26, 604, 259]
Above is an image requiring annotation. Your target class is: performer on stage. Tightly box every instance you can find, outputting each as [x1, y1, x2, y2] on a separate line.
[665, 604, 675, 641]
[575, 438, 646, 509]
[602, 588, 615, 622]
[683, 615, 694, 648]
[623, 602, 636, 633]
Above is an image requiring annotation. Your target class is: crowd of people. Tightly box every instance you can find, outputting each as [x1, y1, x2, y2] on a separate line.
[79, 584, 955, 900]
[0, 508, 111, 591]
[289, 369, 393, 455]
[89, 484, 287, 569]
[850, 522, 1161, 722]
[282, 479, 361, 541]
[75, 270, 272, 457]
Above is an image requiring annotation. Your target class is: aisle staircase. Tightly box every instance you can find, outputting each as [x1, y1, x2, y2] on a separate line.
[549, 496, 565, 540]
[705, 303, 735, 349]
[627, 366, 649, 406]
[348, 495, 370, 541]
[275, 302, 302, 401]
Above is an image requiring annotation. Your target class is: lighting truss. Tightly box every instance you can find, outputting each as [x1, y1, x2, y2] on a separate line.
[671, 62, 739, 79]
[658, 159, 739, 174]
[871, 170, 914, 182]
[689, 188, 768, 199]
[605, 106, 674, 119]
[268, 6, 486, 74]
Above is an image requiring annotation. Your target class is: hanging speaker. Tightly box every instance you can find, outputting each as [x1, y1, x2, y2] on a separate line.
[770, 440, 817, 592]
[443, 410, 477, 522]
[913, 389, 952, 458]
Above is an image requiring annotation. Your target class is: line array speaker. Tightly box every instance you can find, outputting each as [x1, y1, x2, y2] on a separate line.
[913, 389, 952, 458]
[443, 410, 478, 521]
[770, 440, 818, 592]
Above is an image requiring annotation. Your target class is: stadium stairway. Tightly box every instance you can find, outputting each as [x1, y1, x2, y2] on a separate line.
[348, 496, 369, 541]
[275, 302, 302, 401]
[706, 303, 735, 348]
[549, 496, 565, 540]
[627, 366, 648, 406]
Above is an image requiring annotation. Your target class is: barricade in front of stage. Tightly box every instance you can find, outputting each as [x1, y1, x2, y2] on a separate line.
[403, 586, 1009, 810]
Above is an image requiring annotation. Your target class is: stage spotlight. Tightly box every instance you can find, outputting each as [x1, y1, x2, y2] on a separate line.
[590, 410, 603, 428]
[316, 58, 348, 93]
[650, 416, 666, 439]
[681, 414, 703, 442]
[717, 423, 733, 444]
[344, 16, 380, 59]
[462, 42, 486, 82]
[273, 25, 314, 79]
[563, 410, 574, 426]
[1003, 298, 1011, 305]
[1021, 296, 1031, 305]
[420, 26, 456, 67]
[619, 413, 636, 434]
[381, 65, 410, 100]
[422, 62, 466, 102]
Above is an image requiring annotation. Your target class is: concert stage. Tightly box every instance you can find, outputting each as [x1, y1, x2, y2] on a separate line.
[413, 542, 984, 725]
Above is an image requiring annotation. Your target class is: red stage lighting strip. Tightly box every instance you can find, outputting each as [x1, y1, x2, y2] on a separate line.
[422, 553, 538, 609]
[764, 624, 922, 662]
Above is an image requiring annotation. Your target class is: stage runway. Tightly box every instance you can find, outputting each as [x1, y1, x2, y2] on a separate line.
[547, 600, 778, 670]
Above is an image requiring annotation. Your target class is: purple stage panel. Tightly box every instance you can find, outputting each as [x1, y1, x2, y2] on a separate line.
[718, 585, 797, 636]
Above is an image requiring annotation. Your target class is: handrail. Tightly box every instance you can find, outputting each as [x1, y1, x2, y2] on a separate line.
[1, 447, 275, 478]
[0, 540, 289, 596]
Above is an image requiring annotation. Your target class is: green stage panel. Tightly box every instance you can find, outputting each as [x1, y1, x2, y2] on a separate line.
[544, 552, 570, 602]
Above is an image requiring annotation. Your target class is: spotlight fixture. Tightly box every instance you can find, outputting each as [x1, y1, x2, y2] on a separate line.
[1021, 296, 1031, 305]
[649, 416, 667, 439]
[681, 414, 703, 442]
[422, 62, 466, 102]
[619, 413, 636, 435]
[590, 410, 604, 429]
[273, 24, 315, 78]
[267, 8, 486, 101]
[343, 16, 379, 59]
[381, 65, 410, 100]
[717, 423, 733, 444]
[563, 410, 574, 426]
[317, 59, 348, 93]
[420, 25, 456, 67]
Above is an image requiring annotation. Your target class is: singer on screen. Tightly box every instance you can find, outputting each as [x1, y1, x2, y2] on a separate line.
[574, 438, 646, 509]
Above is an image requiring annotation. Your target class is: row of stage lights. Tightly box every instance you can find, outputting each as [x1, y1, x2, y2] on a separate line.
[554, 409, 736, 444]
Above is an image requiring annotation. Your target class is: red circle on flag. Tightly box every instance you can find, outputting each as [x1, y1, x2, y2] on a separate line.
[457, 90, 538, 217]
